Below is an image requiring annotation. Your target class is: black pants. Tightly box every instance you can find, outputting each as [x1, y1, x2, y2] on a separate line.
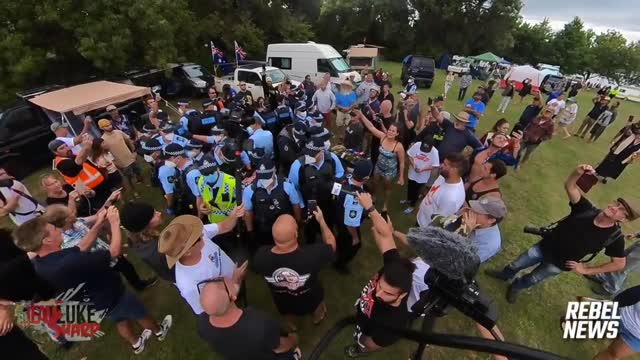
[303, 201, 335, 244]
[113, 256, 148, 291]
[1, 327, 48, 360]
[335, 226, 362, 268]
[406, 179, 425, 206]
[458, 87, 468, 101]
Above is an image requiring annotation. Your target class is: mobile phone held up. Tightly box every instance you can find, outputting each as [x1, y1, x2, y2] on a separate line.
[307, 200, 317, 215]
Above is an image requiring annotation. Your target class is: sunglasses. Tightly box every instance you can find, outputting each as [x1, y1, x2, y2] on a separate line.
[196, 276, 228, 295]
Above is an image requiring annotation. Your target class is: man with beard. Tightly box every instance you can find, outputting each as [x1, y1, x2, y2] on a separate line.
[49, 138, 111, 208]
[346, 191, 415, 357]
[467, 133, 519, 182]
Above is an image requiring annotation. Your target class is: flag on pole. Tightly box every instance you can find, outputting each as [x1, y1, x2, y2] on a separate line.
[210, 41, 226, 64]
[234, 40, 247, 62]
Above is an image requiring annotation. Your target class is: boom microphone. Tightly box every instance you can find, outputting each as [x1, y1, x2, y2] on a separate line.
[407, 226, 480, 281]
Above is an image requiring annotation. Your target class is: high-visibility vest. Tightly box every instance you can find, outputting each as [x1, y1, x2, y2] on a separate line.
[54, 156, 105, 189]
[197, 173, 236, 224]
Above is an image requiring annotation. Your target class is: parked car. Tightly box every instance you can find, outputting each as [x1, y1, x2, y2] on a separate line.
[165, 63, 216, 97]
[401, 55, 435, 88]
[447, 58, 471, 74]
[214, 65, 300, 101]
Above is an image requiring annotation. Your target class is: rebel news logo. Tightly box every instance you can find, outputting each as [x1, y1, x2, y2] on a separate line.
[563, 300, 620, 339]
[15, 284, 106, 341]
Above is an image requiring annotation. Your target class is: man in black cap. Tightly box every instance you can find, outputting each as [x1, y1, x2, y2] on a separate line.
[242, 158, 303, 253]
[157, 143, 201, 216]
[186, 139, 206, 167]
[288, 137, 345, 243]
[277, 120, 307, 174]
[333, 160, 373, 273]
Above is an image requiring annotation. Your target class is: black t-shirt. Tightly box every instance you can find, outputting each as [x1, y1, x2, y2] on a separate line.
[539, 197, 625, 269]
[437, 119, 482, 161]
[32, 247, 125, 311]
[56, 157, 83, 178]
[355, 249, 412, 347]
[588, 104, 608, 119]
[196, 307, 282, 360]
[46, 184, 92, 217]
[344, 121, 365, 152]
[253, 244, 334, 315]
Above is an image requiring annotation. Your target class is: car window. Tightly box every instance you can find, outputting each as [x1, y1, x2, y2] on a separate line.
[265, 69, 286, 83]
[183, 66, 204, 78]
[329, 58, 350, 73]
[0, 107, 41, 142]
[237, 70, 249, 83]
[269, 57, 292, 70]
[411, 57, 433, 67]
[245, 72, 261, 84]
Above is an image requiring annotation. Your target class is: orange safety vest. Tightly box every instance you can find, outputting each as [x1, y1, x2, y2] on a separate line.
[54, 156, 105, 189]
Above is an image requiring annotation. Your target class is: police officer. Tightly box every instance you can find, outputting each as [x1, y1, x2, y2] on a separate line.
[293, 101, 307, 122]
[246, 116, 274, 159]
[139, 137, 164, 188]
[257, 103, 280, 136]
[186, 139, 206, 167]
[157, 143, 201, 216]
[197, 100, 219, 136]
[334, 160, 372, 273]
[159, 123, 189, 149]
[176, 100, 201, 137]
[242, 158, 302, 253]
[277, 121, 307, 174]
[274, 95, 294, 128]
[196, 157, 237, 225]
[214, 138, 252, 177]
[288, 137, 344, 243]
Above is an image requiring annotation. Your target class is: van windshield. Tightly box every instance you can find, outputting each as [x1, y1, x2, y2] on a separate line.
[329, 58, 351, 73]
[411, 57, 433, 67]
[265, 69, 286, 83]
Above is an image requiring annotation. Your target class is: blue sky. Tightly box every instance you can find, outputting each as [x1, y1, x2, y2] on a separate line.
[521, 0, 640, 42]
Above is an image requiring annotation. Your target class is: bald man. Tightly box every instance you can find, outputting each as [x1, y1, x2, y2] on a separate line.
[197, 277, 299, 359]
[252, 209, 336, 331]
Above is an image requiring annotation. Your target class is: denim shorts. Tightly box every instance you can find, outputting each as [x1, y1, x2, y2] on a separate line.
[620, 320, 640, 352]
[106, 291, 148, 322]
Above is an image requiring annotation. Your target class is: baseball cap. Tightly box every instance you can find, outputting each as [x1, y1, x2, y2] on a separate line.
[198, 156, 219, 176]
[163, 143, 185, 158]
[141, 138, 163, 154]
[352, 160, 373, 181]
[47, 139, 66, 152]
[618, 198, 640, 221]
[106, 105, 117, 111]
[50, 122, 68, 132]
[177, 99, 190, 106]
[97, 118, 111, 129]
[120, 202, 155, 233]
[469, 196, 507, 219]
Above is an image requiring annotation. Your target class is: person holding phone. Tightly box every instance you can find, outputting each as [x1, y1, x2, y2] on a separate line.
[487, 164, 639, 304]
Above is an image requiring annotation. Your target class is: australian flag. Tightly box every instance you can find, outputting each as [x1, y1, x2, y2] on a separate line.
[210, 41, 226, 64]
[234, 40, 247, 61]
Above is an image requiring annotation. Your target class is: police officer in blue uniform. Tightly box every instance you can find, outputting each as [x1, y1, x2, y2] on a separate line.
[277, 120, 307, 174]
[139, 137, 164, 188]
[176, 99, 201, 137]
[274, 95, 294, 128]
[214, 138, 252, 177]
[186, 139, 207, 167]
[196, 100, 219, 137]
[333, 160, 373, 273]
[288, 137, 344, 243]
[157, 143, 201, 215]
[293, 101, 308, 123]
[242, 158, 302, 253]
[246, 115, 274, 159]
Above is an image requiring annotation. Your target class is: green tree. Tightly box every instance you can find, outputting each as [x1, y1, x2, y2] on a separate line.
[591, 30, 632, 82]
[506, 19, 554, 65]
[547, 17, 594, 75]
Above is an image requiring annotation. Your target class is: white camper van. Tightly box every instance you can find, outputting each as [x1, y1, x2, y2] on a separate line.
[266, 42, 361, 84]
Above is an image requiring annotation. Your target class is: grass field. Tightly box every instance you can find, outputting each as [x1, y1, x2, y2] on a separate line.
[14, 61, 640, 360]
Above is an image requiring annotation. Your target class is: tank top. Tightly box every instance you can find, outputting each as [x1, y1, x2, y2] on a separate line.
[376, 138, 399, 174]
[465, 178, 501, 202]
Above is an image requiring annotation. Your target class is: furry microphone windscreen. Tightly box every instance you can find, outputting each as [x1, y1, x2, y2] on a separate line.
[407, 226, 480, 281]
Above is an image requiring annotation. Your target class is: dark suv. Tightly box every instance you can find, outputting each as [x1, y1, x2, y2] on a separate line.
[401, 55, 435, 88]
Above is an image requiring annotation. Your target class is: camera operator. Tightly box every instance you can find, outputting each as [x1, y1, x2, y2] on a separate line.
[345, 191, 416, 358]
[343, 111, 366, 153]
[487, 164, 639, 304]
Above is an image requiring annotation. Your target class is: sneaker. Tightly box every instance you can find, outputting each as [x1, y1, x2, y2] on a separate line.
[400, 200, 410, 205]
[506, 285, 519, 304]
[133, 329, 152, 354]
[403, 207, 414, 215]
[484, 269, 511, 281]
[155, 315, 173, 341]
[344, 344, 370, 358]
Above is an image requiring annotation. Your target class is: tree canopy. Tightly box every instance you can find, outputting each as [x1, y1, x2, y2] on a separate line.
[1, 0, 639, 104]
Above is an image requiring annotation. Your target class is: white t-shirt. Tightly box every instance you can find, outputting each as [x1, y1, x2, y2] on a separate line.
[407, 143, 440, 184]
[0, 181, 45, 225]
[416, 176, 465, 227]
[175, 224, 236, 314]
[547, 99, 566, 115]
[407, 258, 430, 312]
[57, 137, 82, 155]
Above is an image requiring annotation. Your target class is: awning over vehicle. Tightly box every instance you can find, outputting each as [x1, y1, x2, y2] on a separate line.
[28, 81, 150, 115]
[347, 48, 379, 58]
[471, 52, 502, 63]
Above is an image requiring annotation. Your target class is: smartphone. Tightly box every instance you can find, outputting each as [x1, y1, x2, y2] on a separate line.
[576, 173, 598, 193]
[307, 200, 317, 214]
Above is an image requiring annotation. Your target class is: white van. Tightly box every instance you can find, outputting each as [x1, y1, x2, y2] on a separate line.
[266, 42, 361, 84]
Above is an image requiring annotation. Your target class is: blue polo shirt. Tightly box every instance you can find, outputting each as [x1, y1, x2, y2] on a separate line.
[335, 91, 357, 109]
[287, 152, 345, 190]
[249, 128, 274, 159]
[158, 160, 200, 195]
[241, 178, 301, 211]
[464, 99, 485, 130]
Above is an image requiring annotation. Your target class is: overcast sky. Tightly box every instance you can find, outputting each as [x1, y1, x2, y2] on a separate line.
[521, 0, 640, 42]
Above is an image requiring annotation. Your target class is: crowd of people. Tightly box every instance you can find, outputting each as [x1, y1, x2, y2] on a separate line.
[1, 64, 640, 360]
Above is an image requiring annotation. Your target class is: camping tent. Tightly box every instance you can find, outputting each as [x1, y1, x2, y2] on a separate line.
[28, 81, 150, 135]
[471, 52, 502, 63]
[502, 65, 542, 92]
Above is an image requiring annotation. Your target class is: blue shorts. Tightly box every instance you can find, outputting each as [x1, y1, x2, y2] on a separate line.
[620, 321, 640, 352]
[106, 291, 148, 322]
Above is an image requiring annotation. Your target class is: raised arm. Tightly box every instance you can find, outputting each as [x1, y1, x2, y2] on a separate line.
[74, 138, 93, 165]
[106, 207, 122, 258]
[217, 205, 245, 235]
[564, 164, 593, 204]
[76, 208, 107, 252]
[312, 207, 336, 252]
[357, 111, 385, 140]
[356, 191, 395, 254]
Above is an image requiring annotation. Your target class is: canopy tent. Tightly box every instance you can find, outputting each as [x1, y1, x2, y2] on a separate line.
[502, 65, 542, 92]
[29, 81, 150, 116]
[471, 52, 502, 63]
[28, 81, 150, 136]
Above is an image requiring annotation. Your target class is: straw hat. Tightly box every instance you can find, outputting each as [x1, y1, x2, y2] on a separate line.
[453, 111, 470, 123]
[158, 215, 204, 268]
